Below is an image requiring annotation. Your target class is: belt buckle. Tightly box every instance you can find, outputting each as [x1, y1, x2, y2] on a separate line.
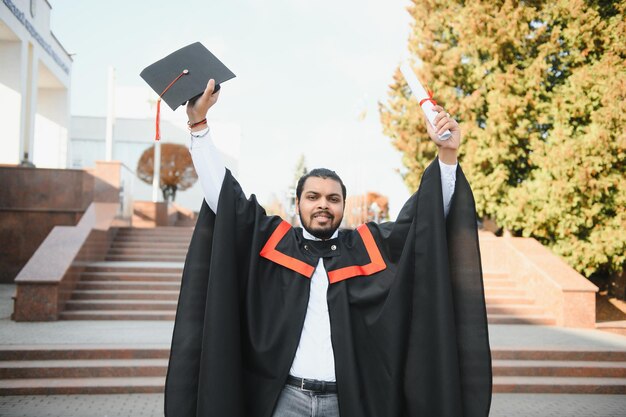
[300, 378, 314, 392]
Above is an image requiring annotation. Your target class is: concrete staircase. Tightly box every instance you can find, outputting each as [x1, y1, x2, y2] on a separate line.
[1, 346, 624, 395]
[5, 228, 623, 396]
[484, 270, 557, 325]
[492, 349, 626, 393]
[59, 227, 191, 321]
[0, 346, 168, 395]
[104, 227, 191, 263]
[62, 229, 555, 324]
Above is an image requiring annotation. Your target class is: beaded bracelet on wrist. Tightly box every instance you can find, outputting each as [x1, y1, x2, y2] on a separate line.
[187, 118, 207, 129]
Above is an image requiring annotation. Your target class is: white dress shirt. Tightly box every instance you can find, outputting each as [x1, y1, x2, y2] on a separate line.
[189, 126, 457, 381]
[289, 228, 338, 381]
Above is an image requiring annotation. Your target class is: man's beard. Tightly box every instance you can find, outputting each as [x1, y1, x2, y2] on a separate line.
[299, 212, 342, 240]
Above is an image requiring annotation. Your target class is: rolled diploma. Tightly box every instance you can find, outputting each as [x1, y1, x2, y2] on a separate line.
[399, 63, 451, 140]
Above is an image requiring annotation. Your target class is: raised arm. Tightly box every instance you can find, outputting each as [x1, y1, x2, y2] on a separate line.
[425, 105, 461, 217]
[189, 128, 225, 213]
[186, 79, 225, 213]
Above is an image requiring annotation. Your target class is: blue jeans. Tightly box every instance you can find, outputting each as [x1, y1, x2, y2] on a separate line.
[272, 384, 340, 417]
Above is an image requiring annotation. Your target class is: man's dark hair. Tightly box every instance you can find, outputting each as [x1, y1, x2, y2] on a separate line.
[296, 168, 347, 201]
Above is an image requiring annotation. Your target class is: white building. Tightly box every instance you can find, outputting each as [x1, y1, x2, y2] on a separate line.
[69, 111, 241, 211]
[1, 1, 240, 211]
[0, 0, 71, 168]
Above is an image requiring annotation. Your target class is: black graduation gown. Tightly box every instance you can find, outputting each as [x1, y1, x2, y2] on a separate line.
[164, 159, 492, 417]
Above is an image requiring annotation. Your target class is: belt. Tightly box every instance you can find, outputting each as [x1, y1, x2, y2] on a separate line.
[286, 375, 338, 394]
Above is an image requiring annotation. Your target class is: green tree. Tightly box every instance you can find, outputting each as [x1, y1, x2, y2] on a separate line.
[380, 0, 625, 290]
[503, 12, 626, 280]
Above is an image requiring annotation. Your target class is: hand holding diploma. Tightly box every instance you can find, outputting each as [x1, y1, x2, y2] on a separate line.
[427, 104, 461, 164]
[400, 63, 452, 140]
[400, 63, 460, 164]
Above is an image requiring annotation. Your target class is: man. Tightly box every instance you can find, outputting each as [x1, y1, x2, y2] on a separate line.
[164, 80, 492, 417]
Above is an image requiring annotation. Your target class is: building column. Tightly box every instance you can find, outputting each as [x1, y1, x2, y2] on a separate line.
[0, 39, 22, 165]
[18, 41, 38, 165]
[60, 88, 71, 167]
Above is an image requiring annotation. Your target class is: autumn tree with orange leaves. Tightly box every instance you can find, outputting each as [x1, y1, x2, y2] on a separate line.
[137, 143, 198, 202]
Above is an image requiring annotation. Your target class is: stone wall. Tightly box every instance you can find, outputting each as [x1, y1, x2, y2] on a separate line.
[0, 166, 94, 283]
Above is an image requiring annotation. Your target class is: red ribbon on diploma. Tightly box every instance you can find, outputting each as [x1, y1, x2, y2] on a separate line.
[419, 89, 437, 107]
[155, 69, 189, 141]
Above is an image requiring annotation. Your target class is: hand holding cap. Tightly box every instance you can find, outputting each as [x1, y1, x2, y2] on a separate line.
[140, 42, 236, 139]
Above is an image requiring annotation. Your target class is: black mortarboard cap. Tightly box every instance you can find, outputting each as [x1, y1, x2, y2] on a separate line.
[140, 42, 236, 111]
[140, 42, 235, 140]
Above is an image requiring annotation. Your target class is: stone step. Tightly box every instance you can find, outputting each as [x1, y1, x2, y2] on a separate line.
[175, 219, 197, 227]
[484, 295, 535, 305]
[3, 347, 622, 362]
[110, 242, 191, 249]
[109, 241, 189, 249]
[107, 248, 188, 255]
[4, 375, 624, 396]
[111, 238, 191, 245]
[115, 228, 192, 234]
[71, 290, 179, 301]
[107, 246, 187, 255]
[597, 321, 626, 337]
[64, 300, 177, 311]
[486, 305, 548, 316]
[114, 233, 192, 239]
[492, 376, 626, 394]
[114, 239, 191, 244]
[487, 314, 557, 325]
[2, 345, 624, 396]
[0, 359, 168, 379]
[116, 227, 193, 234]
[111, 240, 191, 247]
[481, 280, 518, 288]
[482, 271, 510, 280]
[116, 227, 193, 232]
[483, 283, 523, 291]
[0, 346, 169, 361]
[115, 232, 192, 241]
[85, 263, 183, 273]
[80, 272, 181, 282]
[4, 376, 624, 396]
[105, 255, 186, 262]
[5, 347, 622, 363]
[128, 220, 157, 227]
[484, 288, 527, 297]
[492, 360, 626, 378]
[0, 376, 165, 395]
[492, 349, 626, 362]
[76, 281, 180, 291]
[7, 359, 621, 381]
[59, 310, 176, 320]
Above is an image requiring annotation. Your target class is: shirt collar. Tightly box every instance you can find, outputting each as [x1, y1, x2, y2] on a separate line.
[302, 228, 339, 241]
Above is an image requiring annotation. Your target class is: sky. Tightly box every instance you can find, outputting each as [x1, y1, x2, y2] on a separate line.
[49, 0, 415, 218]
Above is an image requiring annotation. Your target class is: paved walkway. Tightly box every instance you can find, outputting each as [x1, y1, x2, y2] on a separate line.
[0, 393, 625, 417]
[2, 283, 626, 416]
[488, 322, 626, 350]
[0, 394, 162, 417]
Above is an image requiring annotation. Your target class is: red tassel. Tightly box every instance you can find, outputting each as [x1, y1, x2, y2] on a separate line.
[155, 98, 161, 141]
[154, 69, 189, 141]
